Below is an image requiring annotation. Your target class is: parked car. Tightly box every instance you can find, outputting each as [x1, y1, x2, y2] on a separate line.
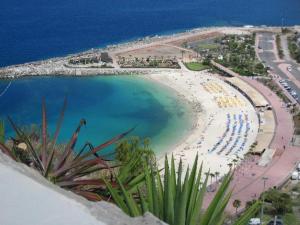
[287, 66, 292, 72]
[248, 218, 261, 225]
[291, 171, 299, 180]
[291, 93, 298, 98]
[266, 220, 283, 225]
[297, 162, 300, 171]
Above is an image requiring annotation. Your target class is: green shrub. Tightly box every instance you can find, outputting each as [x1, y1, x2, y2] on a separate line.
[115, 137, 155, 176]
[264, 189, 293, 214]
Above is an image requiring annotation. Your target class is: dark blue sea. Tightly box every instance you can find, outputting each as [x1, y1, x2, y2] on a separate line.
[0, 0, 299, 154]
[1, 0, 300, 67]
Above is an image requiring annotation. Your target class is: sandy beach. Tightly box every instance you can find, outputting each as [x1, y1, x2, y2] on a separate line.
[147, 69, 259, 179]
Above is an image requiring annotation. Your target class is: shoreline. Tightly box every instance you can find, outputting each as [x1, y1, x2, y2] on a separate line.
[144, 70, 259, 177]
[0, 26, 278, 68]
[0, 25, 294, 79]
[0, 69, 260, 178]
[141, 74, 200, 159]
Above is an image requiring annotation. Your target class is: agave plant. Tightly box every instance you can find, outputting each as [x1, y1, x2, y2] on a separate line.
[0, 98, 136, 201]
[105, 154, 260, 225]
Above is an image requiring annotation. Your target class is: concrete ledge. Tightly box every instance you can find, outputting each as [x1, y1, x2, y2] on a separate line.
[0, 151, 166, 225]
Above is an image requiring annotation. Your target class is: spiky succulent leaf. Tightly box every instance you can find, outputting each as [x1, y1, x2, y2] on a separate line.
[0, 142, 16, 160]
[187, 161, 203, 225]
[55, 119, 86, 170]
[138, 186, 148, 214]
[76, 127, 135, 162]
[176, 167, 190, 225]
[199, 173, 233, 225]
[189, 169, 209, 225]
[8, 116, 44, 172]
[233, 201, 261, 225]
[73, 190, 102, 201]
[104, 179, 129, 214]
[41, 98, 47, 168]
[116, 176, 141, 217]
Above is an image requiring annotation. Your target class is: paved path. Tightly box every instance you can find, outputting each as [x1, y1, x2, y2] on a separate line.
[206, 62, 299, 214]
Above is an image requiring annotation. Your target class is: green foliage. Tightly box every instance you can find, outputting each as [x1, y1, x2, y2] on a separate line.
[283, 213, 300, 225]
[216, 34, 267, 76]
[185, 62, 210, 71]
[106, 154, 260, 225]
[288, 35, 300, 63]
[233, 199, 241, 214]
[281, 28, 292, 34]
[257, 78, 291, 103]
[233, 201, 261, 225]
[255, 62, 265, 72]
[115, 137, 155, 175]
[189, 33, 267, 76]
[263, 189, 293, 215]
[276, 35, 284, 59]
[0, 99, 136, 201]
[245, 199, 257, 209]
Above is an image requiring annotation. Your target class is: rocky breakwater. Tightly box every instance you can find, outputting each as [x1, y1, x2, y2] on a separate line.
[0, 58, 158, 78]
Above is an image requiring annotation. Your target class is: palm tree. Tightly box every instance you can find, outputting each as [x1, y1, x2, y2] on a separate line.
[181, 50, 185, 60]
[233, 199, 242, 215]
[232, 158, 238, 168]
[215, 171, 220, 183]
[210, 173, 215, 185]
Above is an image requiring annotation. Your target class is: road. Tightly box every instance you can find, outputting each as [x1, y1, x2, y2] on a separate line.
[281, 34, 300, 73]
[256, 32, 300, 104]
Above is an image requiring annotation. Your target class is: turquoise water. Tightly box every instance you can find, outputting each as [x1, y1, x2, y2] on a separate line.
[0, 76, 192, 155]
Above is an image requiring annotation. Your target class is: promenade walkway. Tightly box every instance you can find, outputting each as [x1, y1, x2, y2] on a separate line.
[207, 62, 299, 213]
